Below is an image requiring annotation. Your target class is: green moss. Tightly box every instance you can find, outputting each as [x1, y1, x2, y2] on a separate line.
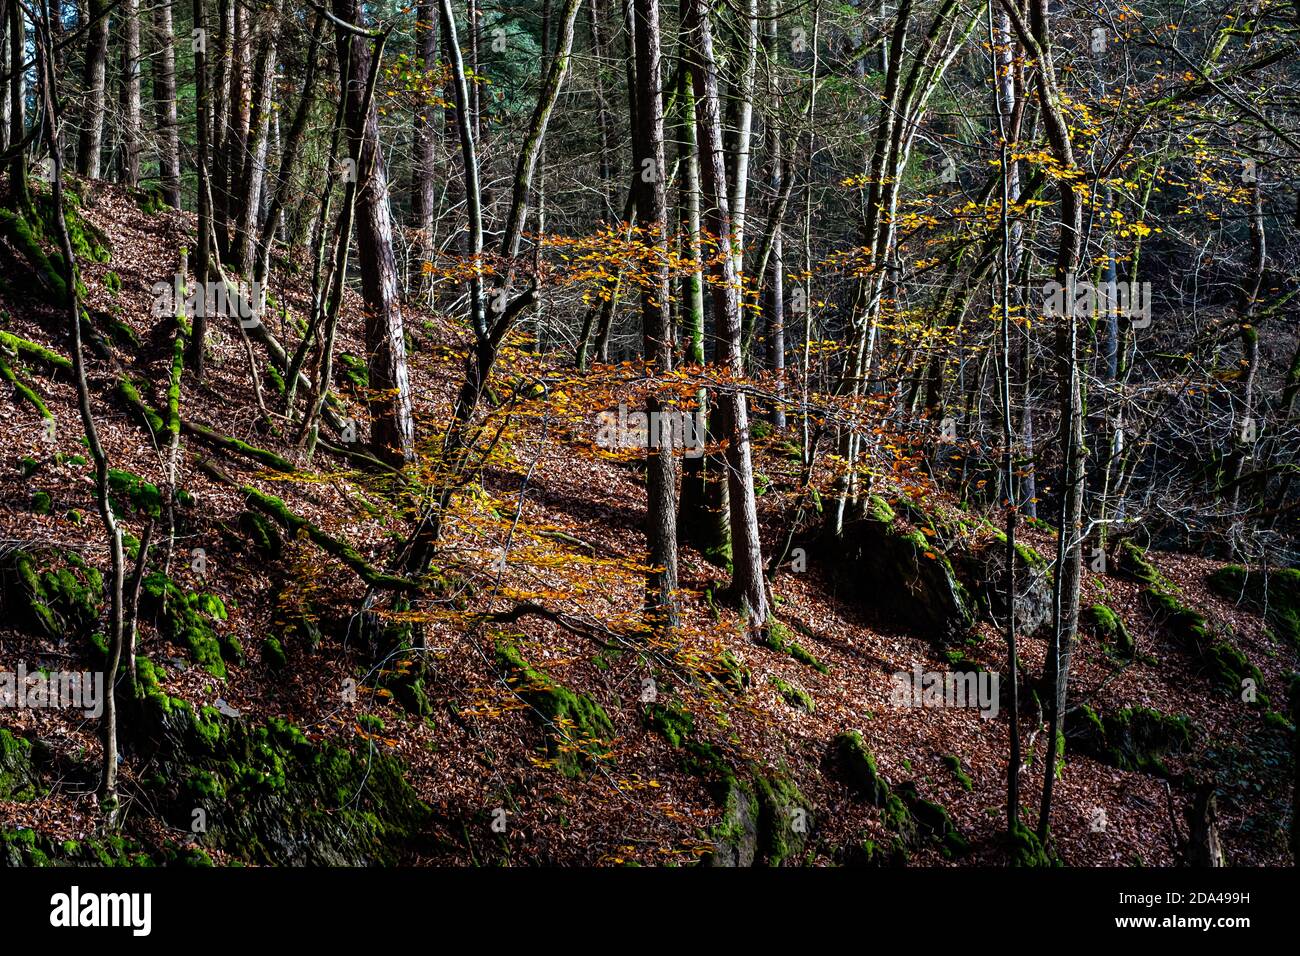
[1120, 541, 1171, 589]
[768, 674, 814, 713]
[495, 639, 614, 778]
[1205, 641, 1267, 706]
[3, 550, 103, 638]
[833, 731, 890, 805]
[0, 729, 38, 801]
[1009, 819, 1055, 866]
[141, 572, 233, 679]
[357, 714, 386, 734]
[705, 648, 751, 694]
[761, 619, 829, 673]
[0, 330, 71, 372]
[1085, 603, 1134, 658]
[133, 695, 433, 864]
[753, 771, 812, 866]
[237, 510, 281, 560]
[117, 377, 166, 434]
[1142, 588, 1266, 704]
[894, 781, 969, 857]
[1069, 703, 1193, 774]
[262, 636, 287, 670]
[31, 490, 52, 514]
[941, 754, 974, 791]
[107, 468, 164, 519]
[393, 674, 432, 717]
[1209, 565, 1300, 648]
[646, 700, 694, 748]
[0, 355, 53, 418]
[338, 352, 369, 392]
[867, 494, 896, 526]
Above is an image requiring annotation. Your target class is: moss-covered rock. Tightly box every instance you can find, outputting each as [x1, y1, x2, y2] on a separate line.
[261, 636, 287, 670]
[965, 531, 1055, 639]
[769, 674, 814, 713]
[832, 731, 890, 805]
[1009, 819, 1055, 867]
[126, 663, 434, 865]
[645, 700, 694, 748]
[1139, 559, 1267, 705]
[761, 619, 829, 673]
[0, 729, 39, 801]
[107, 468, 164, 520]
[1208, 565, 1300, 648]
[706, 766, 812, 867]
[1068, 704, 1193, 774]
[828, 494, 975, 645]
[893, 781, 969, 857]
[942, 754, 974, 792]
[1, 550, 103, 639]
[238, 509, 283, 560]
[1118, 540, 1172, 589]
[140, 572, 235, 679]
[705, 647, 752, 694]
[495, 639, 614, 778]
[1085, 603, 1134, 658]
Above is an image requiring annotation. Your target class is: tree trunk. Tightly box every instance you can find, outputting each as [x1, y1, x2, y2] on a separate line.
[120, 0, 142, 186]
[632, 0, 679, 629]
[685, 0, 768, 626]
[77, 0, 110, 178]
[151, 0, 182, 206]
[186, 0, 213, 376]
[233, 7, 277, 271]
[332, 0, 416, 465]
[411, 0, 440, 295]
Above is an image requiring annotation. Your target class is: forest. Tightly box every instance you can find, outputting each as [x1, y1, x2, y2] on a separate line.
[0, 0, 1297, 877]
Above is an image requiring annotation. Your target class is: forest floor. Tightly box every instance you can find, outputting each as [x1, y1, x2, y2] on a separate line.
[1, 178, 1295, 866]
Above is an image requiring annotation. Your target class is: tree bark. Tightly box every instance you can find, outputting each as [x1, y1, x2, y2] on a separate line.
[151, 0, 182, 206]
[685, 0, 768, 626]
[77, 0, 110, 178]
[332, 0, 416, 465]
[632, 0, 679, 629]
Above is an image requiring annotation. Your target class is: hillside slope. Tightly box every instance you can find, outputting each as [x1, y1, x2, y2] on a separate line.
[0, 180, 1295, 867]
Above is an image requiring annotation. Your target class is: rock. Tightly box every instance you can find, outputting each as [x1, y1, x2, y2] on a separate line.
[828, 495, 975, 645]
[708, 779, 759, 867]
[963, 532, 1055, 640]
[1068, 703, 1193, 774]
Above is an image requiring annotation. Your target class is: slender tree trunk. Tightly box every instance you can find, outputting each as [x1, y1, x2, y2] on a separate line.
[121, 0, 142, 186]
[152, 0, 182, 206]
[332, 0, 416, 465]
[411, 0, 440, 296]
[998, 0, 1086, 844]
[632, 0, 679, 629]
[33, 6, 126, 815]
[186, 0, 212, 375]
[685, 0, 768, 626]
[233, 6, 277, 271]
[77, 0, 110, 178]
[6, 0, 26, 205]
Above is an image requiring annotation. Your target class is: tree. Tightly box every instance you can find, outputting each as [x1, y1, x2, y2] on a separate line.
[632, 0, 678, 628]
[684, 0, 768, 626]
[332, 0, 415, 465]
[77, 0, 111, 179]
[151, 0, 182, 207]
